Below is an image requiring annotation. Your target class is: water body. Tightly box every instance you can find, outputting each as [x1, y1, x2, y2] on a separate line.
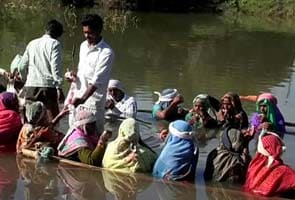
[0, 5, 295, 199]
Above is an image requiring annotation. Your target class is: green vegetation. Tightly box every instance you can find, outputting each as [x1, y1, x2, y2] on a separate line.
[224, 0, 295, 19]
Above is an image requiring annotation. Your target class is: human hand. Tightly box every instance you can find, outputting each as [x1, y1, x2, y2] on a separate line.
[64, 69, 77, 82]
[258, 122, 271, 130]
[72, 97, 85, 107]
[159, 129, 168, 141]
[99, 130, 112, 144]
[172, 94, 183, 105]
[105, 99, 115, 109]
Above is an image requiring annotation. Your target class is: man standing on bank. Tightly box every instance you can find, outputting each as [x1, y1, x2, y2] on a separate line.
[69, 14, 114, 134]
[20, 19, 65, 121]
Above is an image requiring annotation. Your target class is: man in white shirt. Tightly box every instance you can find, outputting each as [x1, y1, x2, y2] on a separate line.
[20, 19, 65, 121]
[105, 79, 137, 119]
[69, 14, 114, 134]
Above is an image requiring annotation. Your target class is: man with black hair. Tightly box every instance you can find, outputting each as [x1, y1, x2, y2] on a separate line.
[20, 19, 65, 121]
[68, 14, 114, 134]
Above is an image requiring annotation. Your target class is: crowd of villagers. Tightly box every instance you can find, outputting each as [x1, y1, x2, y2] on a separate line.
[0, 82, 295, 197]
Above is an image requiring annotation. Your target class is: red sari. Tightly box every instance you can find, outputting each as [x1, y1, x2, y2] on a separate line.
[243, 133, 295, 196]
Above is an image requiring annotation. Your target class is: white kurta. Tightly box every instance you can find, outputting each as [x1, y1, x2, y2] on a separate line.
[72, 39, 114, 133]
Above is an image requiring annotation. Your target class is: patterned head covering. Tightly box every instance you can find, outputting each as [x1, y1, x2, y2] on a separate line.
[0, 92, 19, 111]
[257, 130, 286, 167]
[154, 88, 178, 104]
[73, 108, 96, 134]
[25, 101, 46, 125]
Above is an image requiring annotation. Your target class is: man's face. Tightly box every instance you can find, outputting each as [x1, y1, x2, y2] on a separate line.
[108, 87, 123, 102]
[83, 26, 100, 45]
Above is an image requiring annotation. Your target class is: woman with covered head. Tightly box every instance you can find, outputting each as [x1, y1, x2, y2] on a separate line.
[250, 93, 285, 138]
[153, 120, 198, 181]
[243, 131, 295, 197]
[185, 94, 219, 129]
[58, 108, 111, 166]
[204, 127, 251, 183]
[0, 92, 22, 150]
[102, 118, 157, 173]
[152, 88, 188, 121]
[16, 101, 63, 154]
[217, 92, 248, 129]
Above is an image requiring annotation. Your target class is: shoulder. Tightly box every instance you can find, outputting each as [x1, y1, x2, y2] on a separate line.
[99, 40, 114, 55]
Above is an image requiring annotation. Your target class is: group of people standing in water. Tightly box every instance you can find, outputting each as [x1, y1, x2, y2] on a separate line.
[0, 13, 294, 198]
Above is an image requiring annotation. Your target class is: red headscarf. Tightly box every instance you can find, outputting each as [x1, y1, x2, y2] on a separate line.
[243, 132, 295, 196]
[0, 92, 22, 148]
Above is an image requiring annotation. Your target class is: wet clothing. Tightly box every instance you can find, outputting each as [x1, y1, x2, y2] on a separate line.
[58, 110, 106, 166]
[103, 118, 157, 173]
[218, 92, 248, 129]
[185, 94, 218, 129]
[153, 120, 198, 181]
[251, 93, 285, 137]
[16, 101, 62, 153]
[204, 128, 251, 183]
[0, 92, 22, 146]
[244, 131, 295, 196]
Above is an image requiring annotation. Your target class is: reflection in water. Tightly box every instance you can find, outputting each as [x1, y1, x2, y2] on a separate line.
[102, 170, 151, 200]
[16, 155, 59, 200]
[154, 180, 197, 200]
[0, 153, 18, 199]
[57, 164, 107, 200]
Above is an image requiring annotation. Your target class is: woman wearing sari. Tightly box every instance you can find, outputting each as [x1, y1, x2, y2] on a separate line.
[153, 120, 198, 181]
[58, 108, 111, 166]
[16, 101, 63, 154]
[102, 118, 157, 173]
[250, 93, 285, 138]
[243, 131, 295, 197]
[0, 92, 22, 151]
[204, 127, 251, 183]
[185, 94, 218, 129]
[217, 92, 248, 129]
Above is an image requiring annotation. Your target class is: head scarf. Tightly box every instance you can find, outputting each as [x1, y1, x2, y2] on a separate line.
[102, 118, 156, 173]
[108, 79, 124, 92]
[57, 109, 97, 157]
[257, 93, 277, 105]
[243, 130, 295, 196]
[193, 94, 217, 119]
[257, 130, 285, 167]
[154, 88, 178, 104]
[0, 92, 19, 112]
[256, 93, 285, 135]
[204, 127, 250, 183]
[25, 101, 46, 125]
[0, 92, 22, 145]
[153, 120, 198, 181]
[221, 92, 243, 112]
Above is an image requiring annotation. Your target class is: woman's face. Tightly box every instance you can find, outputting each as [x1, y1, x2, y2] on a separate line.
[193, 101, 204, 113]
[222, 97, 233, 112]
[259, 104, 267, 114]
